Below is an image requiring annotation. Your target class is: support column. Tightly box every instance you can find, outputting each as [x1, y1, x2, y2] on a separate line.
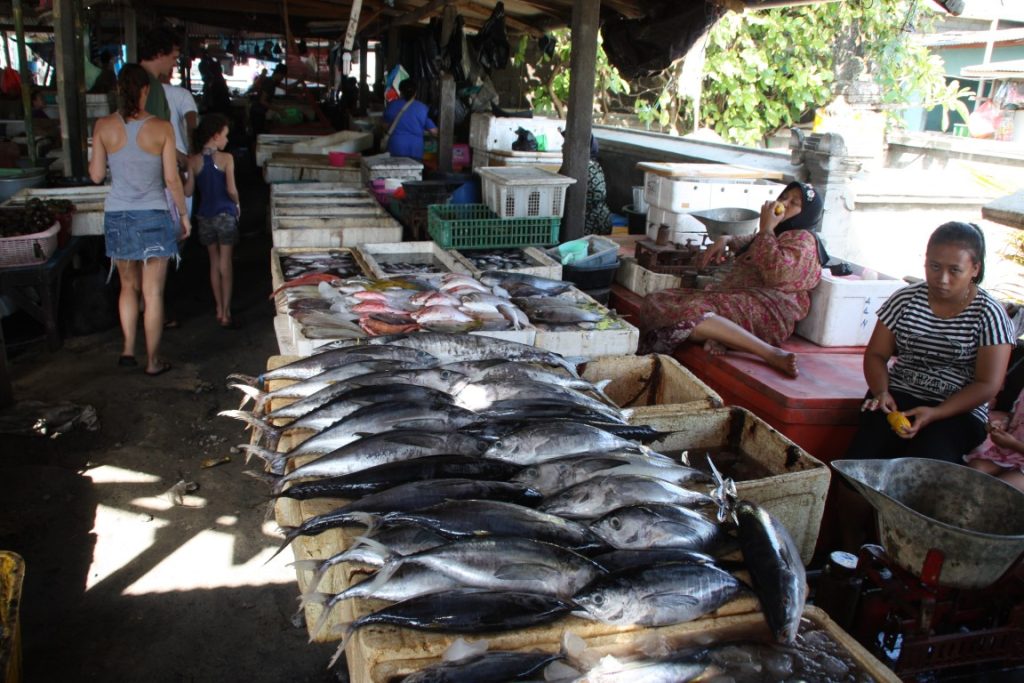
[358, 37, 368, 112]
[124, 4, 137, 62]
[438, 5, 457, 173]
[561, 0, 600, 241]
[790, 129, 857, 260]
[12, 0, 36, 167]
[54, 0, 87, 179]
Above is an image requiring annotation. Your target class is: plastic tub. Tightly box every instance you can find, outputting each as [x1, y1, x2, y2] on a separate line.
[622, 204, 646, 235]
[562, 259, 620, 291]
[546, 235, 618, 268]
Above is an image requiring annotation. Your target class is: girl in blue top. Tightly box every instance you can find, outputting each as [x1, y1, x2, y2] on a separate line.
[382, 79, 437, 160]
[185, 113, 241, 328]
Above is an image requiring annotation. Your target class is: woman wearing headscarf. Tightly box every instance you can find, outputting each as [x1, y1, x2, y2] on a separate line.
[640, 181, 826, 378]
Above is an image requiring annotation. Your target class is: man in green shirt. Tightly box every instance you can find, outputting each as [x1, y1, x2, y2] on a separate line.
[139, 26, 182, 122]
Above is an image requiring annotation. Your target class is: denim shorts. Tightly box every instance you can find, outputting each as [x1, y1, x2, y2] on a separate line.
[197, 212, 239, 246]
[104, 210, 178, 261]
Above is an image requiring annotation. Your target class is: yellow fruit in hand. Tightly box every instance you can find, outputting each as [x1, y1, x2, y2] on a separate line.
[773, 203, 785, 216]
[887, 411, 911, 433]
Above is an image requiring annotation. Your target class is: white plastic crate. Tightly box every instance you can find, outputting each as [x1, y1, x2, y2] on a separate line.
[470, 148, 563, 173]
[477, 166, 576, 219]
[359, 154, 424, 185]
[644, 173, 784, 213]
[795, 263, 906, 347]
[645, 206, 708, 242]
[469, 113, 565, 152]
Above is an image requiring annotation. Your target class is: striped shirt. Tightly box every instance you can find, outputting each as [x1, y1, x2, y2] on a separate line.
[878, 281, 1015, 422]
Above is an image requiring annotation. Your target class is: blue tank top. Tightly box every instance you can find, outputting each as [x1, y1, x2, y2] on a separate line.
[105, 115, 168, 212]
[195, 150, 238, 218]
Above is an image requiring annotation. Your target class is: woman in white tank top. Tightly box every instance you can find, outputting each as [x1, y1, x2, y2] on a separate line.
[89, 63, 190, 376]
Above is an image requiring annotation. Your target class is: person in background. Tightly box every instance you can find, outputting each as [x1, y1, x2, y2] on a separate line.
[584, 135, 612, 235]
[846, 222, 1014, 463]
[186, 113, 240, 329]
[138, 26, 182, 122]
[250, 64, 285, 138]
[382, 79, 437, 160]
[161, 67, 198, 216]
[89, 50, 118, 94]
[965, 383, 1024, 491]
[640, 182, 827, 378]
[89, 63, 189, 376]
[30, 90, 48, 119]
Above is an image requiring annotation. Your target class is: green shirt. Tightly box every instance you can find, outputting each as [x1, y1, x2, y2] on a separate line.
[144, 72, 170, 121]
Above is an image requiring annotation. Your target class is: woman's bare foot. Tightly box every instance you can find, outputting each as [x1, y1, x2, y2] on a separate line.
[703, 339, 728, 356]
[766, 349, 798, 378]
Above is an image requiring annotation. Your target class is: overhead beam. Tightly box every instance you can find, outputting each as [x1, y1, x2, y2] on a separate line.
[390, 0, 450, 27]
[462, 2, 544, 36]
[561, 0, 600, 241]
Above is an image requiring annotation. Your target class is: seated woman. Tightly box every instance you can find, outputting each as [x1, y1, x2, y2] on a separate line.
[640, 181, 826, 378]
[845, 222, 1014, 464]
[964, 384, 1024, 491]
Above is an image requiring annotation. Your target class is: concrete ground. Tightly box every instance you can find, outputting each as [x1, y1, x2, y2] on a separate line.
[0, 151, 343, 681]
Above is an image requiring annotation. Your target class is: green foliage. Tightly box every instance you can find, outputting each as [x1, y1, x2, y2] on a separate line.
[520, 1, 962, 146]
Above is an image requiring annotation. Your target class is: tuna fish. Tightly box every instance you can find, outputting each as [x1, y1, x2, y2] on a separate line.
[400, 651, 562, 683]
[589, 504, 725, 552]
[735, 500, 807, 644]
[539, 475, 715, 520]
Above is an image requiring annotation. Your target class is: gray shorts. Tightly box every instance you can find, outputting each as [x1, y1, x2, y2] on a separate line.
[197, 212, 239, 246]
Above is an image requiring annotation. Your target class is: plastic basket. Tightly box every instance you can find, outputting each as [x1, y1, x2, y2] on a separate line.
[427, 203, 560, 250]
[1, 551, 24, 683]
[477, 167, 576, 219]
[0, 221, 60, 268]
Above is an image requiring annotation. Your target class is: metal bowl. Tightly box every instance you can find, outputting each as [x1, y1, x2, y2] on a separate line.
[688, 207, 759, 240]
[833, 458, 1024, 589]
[0, 167, 46, 204]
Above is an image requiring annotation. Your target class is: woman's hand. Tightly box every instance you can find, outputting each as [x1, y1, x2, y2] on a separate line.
[758, 199, 786, 235]
[700, 236, 731, 268]
[861, 390, 897, 414]
[898, 405, 939, 439]
[180, 215, 192, 240]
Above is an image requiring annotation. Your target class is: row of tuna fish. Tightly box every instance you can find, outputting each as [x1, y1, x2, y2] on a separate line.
[221, 334, 814, 678]
[272, 270, 620, 340]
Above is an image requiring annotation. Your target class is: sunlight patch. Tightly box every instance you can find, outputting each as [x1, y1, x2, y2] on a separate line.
[87, 504, 169, 590]
[124, 528, 295, 595]
[86, 465, 162, 485]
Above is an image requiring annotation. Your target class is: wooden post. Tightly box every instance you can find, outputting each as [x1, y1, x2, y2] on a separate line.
[561, 0, 600, 241]
[438, 4, 457, 173]
[0, 321, 12, 409]
[12, 0, 36, 167]
[387, 26, 398, 71]
[358, 37, 368, 112]
[124, 3, 137, 62]
[54, 0, 87, 179]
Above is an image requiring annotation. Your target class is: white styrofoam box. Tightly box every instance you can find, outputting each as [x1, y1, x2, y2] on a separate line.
[477, 166, 576, 219]
[290, 130, 373, 154]
[354, 241, 471, 279]
[645, 206, 708, 242]
[449, 246, 562, 280]
[255, 134, 318, 167]
[469, 113, 565, 152]
[274, 314, 299, 356]
[471, 148, 563, 173]
[644, 173, 784, 213]
[271, 218, 402, 248]
[360, 154, 424, 185]
[263, 158, 363, 184]
[530, 288, 640, 359]
[7, 185, 109, 236]
[795, 264, 906, 347]
[615, 256, 683, 296]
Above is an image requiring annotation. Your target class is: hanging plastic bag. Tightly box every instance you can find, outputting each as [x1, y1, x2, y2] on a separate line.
[511, 127, 538, 152]
[1, 67, 21, 97]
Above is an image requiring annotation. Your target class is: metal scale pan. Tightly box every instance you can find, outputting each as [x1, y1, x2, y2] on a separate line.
[833, 458, 1024, 589]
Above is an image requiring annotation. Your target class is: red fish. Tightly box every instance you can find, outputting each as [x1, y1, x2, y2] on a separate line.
[358, 317, 420, 336]
[270, 273, 339, 299]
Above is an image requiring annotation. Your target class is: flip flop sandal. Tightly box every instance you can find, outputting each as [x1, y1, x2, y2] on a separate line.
[145, 363, 173, 377]
[118, 355, 138, 367]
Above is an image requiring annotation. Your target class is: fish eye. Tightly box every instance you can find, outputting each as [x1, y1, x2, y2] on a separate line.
[609, 517, 621, 530]
[592, 595, 604, 606]
[440, 370, 451, 379]
[525, 467, 537, 476]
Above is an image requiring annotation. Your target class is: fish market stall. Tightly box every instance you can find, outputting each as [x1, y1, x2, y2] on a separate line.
[4, 185, 108, 237]
[355, 241, 471, 280]
[269, 183, 402, 248]
[448, 247, 562, 280]
[579, 354, 722, 412]
[264, 153, 363, 184]
[255, 134, 320, 168]
[270, 248, 369, 314]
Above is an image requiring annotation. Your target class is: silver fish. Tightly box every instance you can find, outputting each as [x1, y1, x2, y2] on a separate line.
[479, 271, 572, 295]
[400, 651, 561, 683]
[590, 504, 724, 552]
[572, 562, 744, 626]
[512, 454, 667, 496]
[484, 422, 645, 465]
[556, 655, 710, 683]
[455, 380, 624, 423]
[539, 475, 715, 520]
[591, 548, 721, 573]
[736, 500, 807, 645]
[248, 345, 439, 383]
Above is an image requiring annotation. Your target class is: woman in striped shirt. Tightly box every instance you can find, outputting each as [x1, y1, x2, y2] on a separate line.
[846, 222, 1015, 463]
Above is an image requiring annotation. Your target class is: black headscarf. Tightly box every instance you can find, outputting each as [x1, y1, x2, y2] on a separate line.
[762, 181, 828, 265]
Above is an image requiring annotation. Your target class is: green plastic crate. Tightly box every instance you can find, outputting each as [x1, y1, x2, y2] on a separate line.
[427, 203, 560, 249]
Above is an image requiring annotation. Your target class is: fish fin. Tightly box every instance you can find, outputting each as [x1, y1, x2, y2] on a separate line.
[348, 535, 391, 560]
[265, 525, 302, 564]
[326, 624, 354, 670]
[230, 383, 264, 411]
[311, 592, 348, 644]
[290, 559, 322, 573]
[707, 455, 737, 523]
[441, 638, 490, 663]
[242, 468, 279, 486]
[227, 373, 260, 387]
[493, 564, 563, 582]
[647, 593, 701, 609]
[344, 511, 381, 534]
[237, 444, 287, 475]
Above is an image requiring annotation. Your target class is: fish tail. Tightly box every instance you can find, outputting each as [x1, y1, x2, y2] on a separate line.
[561, 356, 588, 377]
[311, 592, 349, 643]
[218, 410, 280, 445]
[229, 383, 265, 411]
[265, 525, 303, 564]
[344, 511, 380, 534]
[707, 455, 737, 523]
[591, 378, 617, 406]
[238, 444, 288, 476]
[241, 468, 280, 486]
[227, 373, 260, 387]
[326, 626, 353, 670]
[290, 559, 322, 573]
[300, 556, 340, 603]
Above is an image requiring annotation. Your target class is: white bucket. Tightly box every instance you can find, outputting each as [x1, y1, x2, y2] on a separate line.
[632, 186, 648, 213]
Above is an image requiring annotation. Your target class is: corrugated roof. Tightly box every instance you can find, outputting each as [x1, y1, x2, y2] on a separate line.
[918, 27, 1024, 47]
[961, 58, 1024, 78]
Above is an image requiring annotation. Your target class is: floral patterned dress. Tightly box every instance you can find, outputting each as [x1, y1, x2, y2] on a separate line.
[964, 387, 1024, 472]
[640, 229, 822, 353]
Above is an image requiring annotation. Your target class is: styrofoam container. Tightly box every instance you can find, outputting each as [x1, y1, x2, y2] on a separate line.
[469, 113, 565, 152]
[6, 185, 109, 237]
[290, 130, 372, 154]
[630, 406, 830, 564]
[645, 206, 708, 242]
[795, 264, 905, 347]
[581, 353, 723, 411]
[645, 173, 784, 213]
[264, 155, 363, 184]
[360, 154, 423, 185]
[354, 241, 471, 279]
[255, 134, 317, 167]
[545, 234, 618, 268]
[530, 288, 639, 359]
[615, 256, 683, 296]
[477, 167, 576, 219]
[471, 148, 563, 173]
[274, 314, 299, 356]
[448, 246, 562, 280]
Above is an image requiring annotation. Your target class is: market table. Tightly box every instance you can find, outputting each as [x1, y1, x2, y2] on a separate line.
[0, 236, 84, 351]
[982, 190, 1024, 230]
